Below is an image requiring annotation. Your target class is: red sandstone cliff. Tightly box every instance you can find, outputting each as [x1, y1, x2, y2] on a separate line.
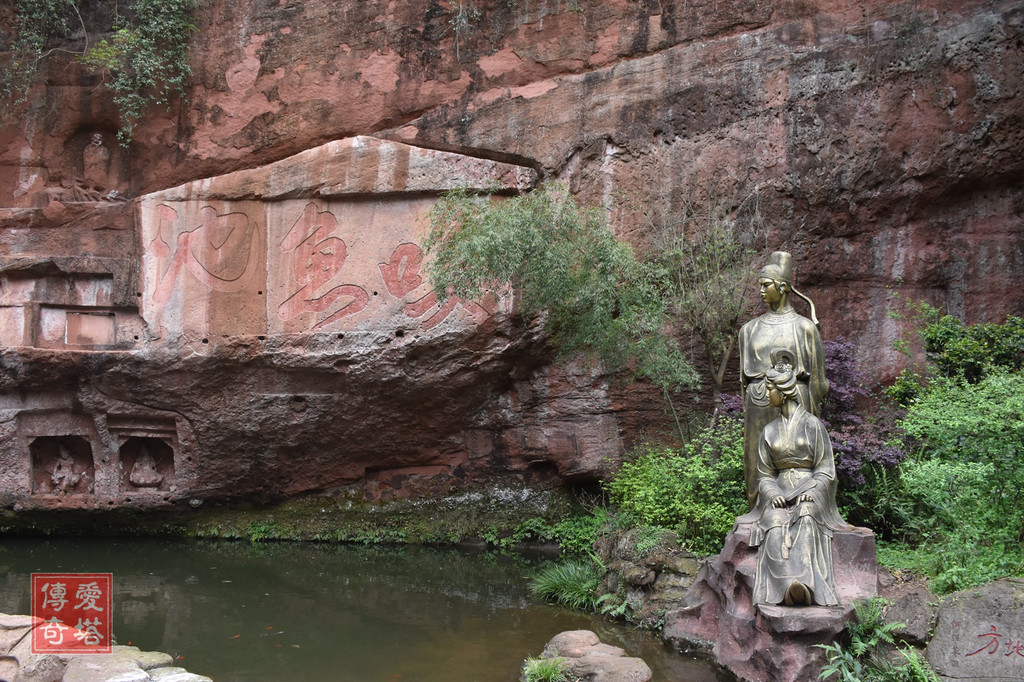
[0, 0, 1020, 509]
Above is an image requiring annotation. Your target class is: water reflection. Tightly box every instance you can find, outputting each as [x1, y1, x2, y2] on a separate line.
[0, 538, 728, 681]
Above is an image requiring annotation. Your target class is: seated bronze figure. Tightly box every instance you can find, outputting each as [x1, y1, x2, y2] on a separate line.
[750, 349, 848, 606]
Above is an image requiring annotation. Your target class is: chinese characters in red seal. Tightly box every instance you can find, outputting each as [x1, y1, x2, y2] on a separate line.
[31, 573, 112, 654]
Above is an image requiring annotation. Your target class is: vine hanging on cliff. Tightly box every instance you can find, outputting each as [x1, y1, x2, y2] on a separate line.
[1, 0, 202, 143]
[80, 0, 202, 143]
[0, 0, 82, 114]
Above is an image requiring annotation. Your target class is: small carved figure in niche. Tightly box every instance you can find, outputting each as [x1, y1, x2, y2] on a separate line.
[119, 436, 174, 491]
[82, 132, 111, 192]
[50, 445, 82, 494]
[128, 446, 164, 489]
[750, 350, 849, 607]
[739, 251, 828, 512]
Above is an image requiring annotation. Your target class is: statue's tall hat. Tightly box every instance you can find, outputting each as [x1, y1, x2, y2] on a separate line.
[758, 250, 820, 328]
[758, 251, 792, 284]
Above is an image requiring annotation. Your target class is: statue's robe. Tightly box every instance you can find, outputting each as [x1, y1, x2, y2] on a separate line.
[750, 405, 848, 606]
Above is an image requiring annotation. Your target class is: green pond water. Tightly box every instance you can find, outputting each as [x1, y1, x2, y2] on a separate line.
[0, 538, 730, 681]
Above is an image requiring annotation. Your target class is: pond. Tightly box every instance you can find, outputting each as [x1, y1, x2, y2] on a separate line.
[0, 538, 730, 681]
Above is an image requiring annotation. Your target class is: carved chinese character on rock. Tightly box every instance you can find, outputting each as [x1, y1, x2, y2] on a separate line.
[278, 203, 369, 330]
[152, 204, 262, 305]
[378, 242, 489, 330]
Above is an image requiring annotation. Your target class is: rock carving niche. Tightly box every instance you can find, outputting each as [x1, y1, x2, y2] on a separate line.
[119, 437, 174, 492]
[82, 132, 111, 192]
[151, 203, 262, 305]
[63, 129, 125, 201]
[30, 436, 95, 495]
[278, 203, 369, 330]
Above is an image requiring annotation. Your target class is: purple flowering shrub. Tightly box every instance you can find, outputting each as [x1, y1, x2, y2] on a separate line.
[821, 338, 907, 487]
[718, 392, 743, 418]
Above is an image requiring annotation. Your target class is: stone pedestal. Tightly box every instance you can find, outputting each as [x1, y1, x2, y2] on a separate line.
[662, 522, 878, 682]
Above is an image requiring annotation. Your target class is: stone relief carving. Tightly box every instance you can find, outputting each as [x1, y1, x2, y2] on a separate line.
[379, 242, 489, 330]
[82, 133, 111, 193]
[120, 437, 174, 492]
[378, 242, 424, 297]
[141, 197, 500, 337]
[30, 436, 95, 495]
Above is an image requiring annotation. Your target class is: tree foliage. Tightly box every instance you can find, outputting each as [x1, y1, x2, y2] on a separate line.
[425, 184, 698, 394]
[80, 0, 201, 143]
[1, 0, 81, 113]
[649, 192, 767, 408]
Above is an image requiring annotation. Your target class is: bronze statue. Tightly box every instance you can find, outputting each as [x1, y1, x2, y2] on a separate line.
[750, 350, 847, 606]
[738, 252, 828, 511]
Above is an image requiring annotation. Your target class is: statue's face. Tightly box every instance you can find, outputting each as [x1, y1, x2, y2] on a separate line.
[768, 385, 784, 408]
[759, 278, 784, 306]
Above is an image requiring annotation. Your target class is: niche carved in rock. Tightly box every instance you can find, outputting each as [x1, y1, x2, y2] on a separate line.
[119, 437, 174, 492]
[30, 436, 95, 495]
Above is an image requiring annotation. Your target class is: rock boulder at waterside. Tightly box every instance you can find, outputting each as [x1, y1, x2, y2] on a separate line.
[537, 630, 653, 682]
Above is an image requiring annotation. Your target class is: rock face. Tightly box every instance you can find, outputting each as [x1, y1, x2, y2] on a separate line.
[593, 528, 704, 628]
[0, 136, 639, 510]
[0, 0, 1022, 507]
[662, 521, 879, 682]
[926, 578, 1024, 681]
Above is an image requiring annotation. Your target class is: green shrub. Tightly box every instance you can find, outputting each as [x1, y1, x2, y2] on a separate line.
[874, 367, 1024, 592]
[603, 415, 745, 555]
[883, 369, 924, 407]
[548, 509, 610, 556]
[920, 314, 1024, 382]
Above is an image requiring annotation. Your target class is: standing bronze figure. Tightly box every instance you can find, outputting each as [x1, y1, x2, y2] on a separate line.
[738, 252, 828, 511]
[749, 350, 847, 606]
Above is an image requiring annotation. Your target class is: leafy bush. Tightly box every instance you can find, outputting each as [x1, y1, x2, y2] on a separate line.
[881, 370, 1024, 591]
[548, 510, 611, 556]
[858, 311, 1024, 590]
[884, 369, 925, 407]
[603, 415, 745, 555]
[920, 314, 1024, 383]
